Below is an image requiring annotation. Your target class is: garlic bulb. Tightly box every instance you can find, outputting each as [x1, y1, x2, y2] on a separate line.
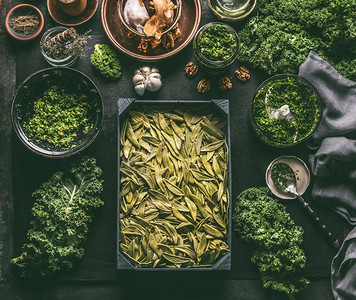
[123, 0, 149, 33]
[133, 66, 162, 96]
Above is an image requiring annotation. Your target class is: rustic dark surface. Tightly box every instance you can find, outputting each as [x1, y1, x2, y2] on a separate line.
[0, 1, 351, 299]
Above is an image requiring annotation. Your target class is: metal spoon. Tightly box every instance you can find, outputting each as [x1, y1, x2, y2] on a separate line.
[271, 162, 340, 248]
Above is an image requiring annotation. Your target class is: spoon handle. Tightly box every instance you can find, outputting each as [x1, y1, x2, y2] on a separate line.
[296, 195, 340, 248]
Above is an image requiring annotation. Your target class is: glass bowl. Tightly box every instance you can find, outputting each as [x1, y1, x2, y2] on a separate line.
[117, 0, 182, 37]
[208, 0, 257, 22]
[251, 74, 322, 148]
[40, 26, 79, 67]
[11, 67, 103, 158]
[193, 22, 239, 74]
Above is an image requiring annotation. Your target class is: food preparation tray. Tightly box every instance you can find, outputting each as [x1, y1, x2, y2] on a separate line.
[117, 99, 232, 270]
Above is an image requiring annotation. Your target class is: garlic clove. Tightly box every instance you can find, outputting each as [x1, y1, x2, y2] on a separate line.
[140, 66, 151, 76]
[135, 83, 146, 96]
[132, 74, 145, 85]
[146, 77, 162, 92]
[151, 67, 160, 74]
[149, 72, 161, 80]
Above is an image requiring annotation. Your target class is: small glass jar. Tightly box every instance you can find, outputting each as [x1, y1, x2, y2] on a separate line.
[208, 0, 257, 22]
[193, 22, 239, 74]
[40, 26, 78, 67]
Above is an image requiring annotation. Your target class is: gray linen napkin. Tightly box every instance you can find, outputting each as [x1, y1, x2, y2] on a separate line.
[299, 51, 356, 300]
[331, 226, 356, 300]
[298, 51, 356, 224]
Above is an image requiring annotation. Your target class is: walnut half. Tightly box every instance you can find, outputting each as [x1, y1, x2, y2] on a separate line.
[197, 79, 211, 94]
[219, 76, 233, 91]
[235, 66, 251, 82]
[184, 62, 198, 78]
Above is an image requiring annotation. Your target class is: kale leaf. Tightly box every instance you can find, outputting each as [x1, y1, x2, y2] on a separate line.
[11, 157, 104, 278]
[233, 187, 309, 297]
[90, 44, 122, 80]
[238, 0, 356, 80]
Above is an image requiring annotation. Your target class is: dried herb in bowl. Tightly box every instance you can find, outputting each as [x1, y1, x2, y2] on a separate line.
[119, 107, 230, 268]
[41, 27, 90, 61]
[9, 13, 40, 35]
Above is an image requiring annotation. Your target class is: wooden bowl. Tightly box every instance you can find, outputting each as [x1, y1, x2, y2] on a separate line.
[101, 0, 202, 61]
[5, 4, 44, 41]
[48, 0, 98, 26]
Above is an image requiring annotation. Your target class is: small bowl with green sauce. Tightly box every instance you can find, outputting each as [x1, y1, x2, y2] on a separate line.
[193, 22, 239, 74]
[251, 74, 322, 148]
[11, 67, 103, 158]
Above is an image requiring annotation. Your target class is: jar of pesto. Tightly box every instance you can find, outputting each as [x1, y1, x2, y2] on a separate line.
[193, 22, 239, 74]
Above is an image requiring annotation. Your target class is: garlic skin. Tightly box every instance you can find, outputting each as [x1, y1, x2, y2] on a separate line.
[133, 67, 162, 95]
[123, 0, 150, 32]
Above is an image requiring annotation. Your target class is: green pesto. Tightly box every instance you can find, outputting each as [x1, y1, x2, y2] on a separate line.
[197, 25, 237, 61]
[20, 85, 97, 149]
[271, 162, 295, 191]
[253, 77, 320, 145]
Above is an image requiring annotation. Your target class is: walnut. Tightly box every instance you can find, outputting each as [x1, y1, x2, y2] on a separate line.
[197, 79, 211, 94]
[235, 66, 251, 82]
[162, 32, 174, 49]
[138, 38, 150, 53]
[219, 76, 233, 91]
[184, 62, 198, 78]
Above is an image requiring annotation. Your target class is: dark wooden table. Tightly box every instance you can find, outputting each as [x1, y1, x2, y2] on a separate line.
[0, 1, 351, 299]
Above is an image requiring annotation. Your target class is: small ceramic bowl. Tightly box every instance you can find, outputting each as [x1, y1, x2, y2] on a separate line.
[47, 0, 98, 26]
[265, 156, 311, 200]
[5, 4, 44, 41]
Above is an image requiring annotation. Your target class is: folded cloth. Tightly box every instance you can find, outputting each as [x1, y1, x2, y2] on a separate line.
[299, 51, 356, 150]
[298, 51, 356, 225]
[309, 137, 356, 225]
[331, 226, 356, 300]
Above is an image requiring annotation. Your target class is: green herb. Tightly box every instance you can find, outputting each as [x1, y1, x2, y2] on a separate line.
[11, 157, 104, 278]
[19, 85, 97, 150]
[90, 44, 122, 80]
[233, 187, 309, 297]
[198, 25, 237, 61]
[238, 0, 356, 81]
[253, 77, 320, 145]
[271, 162, 295, 191]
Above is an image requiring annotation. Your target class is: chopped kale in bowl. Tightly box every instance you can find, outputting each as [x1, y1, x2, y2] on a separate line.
[251, 74, 322, 147]
[11, 67, 103, 157]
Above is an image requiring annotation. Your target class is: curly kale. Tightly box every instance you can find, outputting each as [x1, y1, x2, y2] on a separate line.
[238, 0, 356, 80]
[233, 187, 309, 297]
[11, 157, 104, 278]
[90, 44, 122, 80]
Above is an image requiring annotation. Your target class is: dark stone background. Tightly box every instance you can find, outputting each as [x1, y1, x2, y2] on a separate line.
[0, 0, 351, 299]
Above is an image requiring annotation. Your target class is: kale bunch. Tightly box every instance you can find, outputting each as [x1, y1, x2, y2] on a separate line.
[11, 157, 104, 278]
[238, 0, 356, 80]
[233, 187, 309, 297]
[90, 44, 122, 80]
